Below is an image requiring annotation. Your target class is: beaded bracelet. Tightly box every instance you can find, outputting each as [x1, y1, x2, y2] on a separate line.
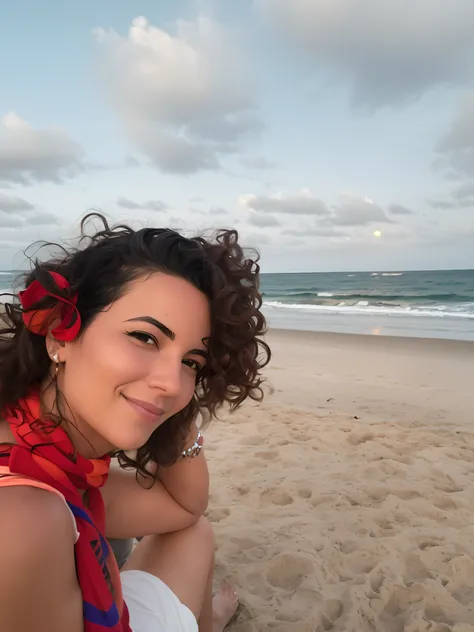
[181, 431, 204, 459]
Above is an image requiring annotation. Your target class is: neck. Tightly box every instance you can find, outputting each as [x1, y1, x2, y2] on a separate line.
[39, 377, 113, 460]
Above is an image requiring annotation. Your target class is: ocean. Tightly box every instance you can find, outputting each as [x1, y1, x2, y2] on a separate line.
[260, 269, 474, 341]
[2, 269, 474, 341]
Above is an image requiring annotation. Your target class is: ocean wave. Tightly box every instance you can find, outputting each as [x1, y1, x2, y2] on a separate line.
[263, 291, 472, 303]
[269, 286, 322, 294]
[263, 300, 474, 319]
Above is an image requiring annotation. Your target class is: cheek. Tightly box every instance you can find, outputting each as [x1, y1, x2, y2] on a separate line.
[173, 372, 197, 413]
[64, 334, 147, 397]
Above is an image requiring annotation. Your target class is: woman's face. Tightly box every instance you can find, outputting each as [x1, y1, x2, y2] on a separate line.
[51, 272, 211, 456]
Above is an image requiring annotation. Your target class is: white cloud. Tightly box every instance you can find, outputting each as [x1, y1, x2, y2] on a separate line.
[0, 112, 84, 185]
[389, 203, 414, 216]
[0, 213, 24, 228]
[432, 93, 474, 210]
[435, 92, 474, 179]
[256, 0, 474, 107]
[116, 196, 167, 211]
[27, 212, 61, 226]
[430, 195, 474, 210]
[329, 196, 394, 226]
[287, 226, 347, 238]
[240, 189, 329, 215]
[451, 182, 474, 201]
[240, 190, 393, 226]
[242, 231, 273, 247]
[0, 209, 60, 228]
[248, 213, 280, 227]
[95, 16, 261, 173]
[0, 192, 35, 213]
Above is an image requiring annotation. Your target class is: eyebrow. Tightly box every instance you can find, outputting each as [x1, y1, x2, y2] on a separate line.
[126, 316, 176, 340]
[126, 316, 209, 360]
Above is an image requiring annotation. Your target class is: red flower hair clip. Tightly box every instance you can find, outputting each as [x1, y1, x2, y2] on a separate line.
[19, 271, 81, 342]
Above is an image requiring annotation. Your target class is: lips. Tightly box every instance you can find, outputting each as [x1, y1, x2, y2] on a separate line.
[122, 395, 164, 422]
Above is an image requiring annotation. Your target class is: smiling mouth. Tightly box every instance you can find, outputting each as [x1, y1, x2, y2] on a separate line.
[122, 395, 165, 423]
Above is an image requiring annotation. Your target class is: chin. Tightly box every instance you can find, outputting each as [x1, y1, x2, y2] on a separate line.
[108, 428, 153, 453]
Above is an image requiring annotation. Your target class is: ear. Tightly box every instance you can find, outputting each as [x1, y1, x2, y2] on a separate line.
[45, 331, 68, 364]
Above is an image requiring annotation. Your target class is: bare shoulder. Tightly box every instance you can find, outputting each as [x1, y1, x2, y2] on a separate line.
[0, 484, 74, 538]
[0, 486, 83, 632]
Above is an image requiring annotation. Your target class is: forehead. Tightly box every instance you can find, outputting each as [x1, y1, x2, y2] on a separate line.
[102, 272, 210, 336]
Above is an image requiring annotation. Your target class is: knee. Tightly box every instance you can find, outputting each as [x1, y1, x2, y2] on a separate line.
[189, 515, 215, 550]
[148, 515, 214, 557]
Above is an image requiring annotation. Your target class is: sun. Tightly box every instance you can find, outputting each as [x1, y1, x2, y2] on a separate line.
[373, 230, 382, 238]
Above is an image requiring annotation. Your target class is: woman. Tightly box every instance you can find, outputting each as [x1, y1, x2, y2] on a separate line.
[0, 214, 270, 632]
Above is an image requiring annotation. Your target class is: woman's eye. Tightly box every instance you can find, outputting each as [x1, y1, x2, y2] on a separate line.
[183, 358, 202, 372]
[127, 331, 158, 347]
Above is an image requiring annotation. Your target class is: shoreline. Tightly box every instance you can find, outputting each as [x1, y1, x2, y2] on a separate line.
[263, 305, 474, 342]
[267, 326, 474, 350]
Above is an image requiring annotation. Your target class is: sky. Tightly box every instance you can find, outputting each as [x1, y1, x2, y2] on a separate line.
[1, 0, 474, 272]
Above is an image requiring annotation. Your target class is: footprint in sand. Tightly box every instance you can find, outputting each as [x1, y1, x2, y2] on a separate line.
[365, 487, 387, 503]
[310, 494, 333, 508]
[289, 429, 312, 442]
[404, 552, 432, 581]
[347, 432, 382, 446]
[233, 484, 250, 496]
[390, 488, 422, 500]
[433, 496, 458, 510]
[229, 536, 259, 551]
[369, 568, 384, 594]
[206, 507, 230, 523]
[434, 475, 464, 494]
[338, 540, 358, 554]
[239, 434, 265, 446]
[374, 516, 394, 533]
[266, 553, 313, 590]
[415, 537, 446, 551]
[446, 555, 474, 606]
[275, 588, 322, 623]
[260, 487, 293, 507]
[345, 551, 378, 575]
[297, 488, 313, 499]
[320, 599, 344, 631]
[255, 449, 279, 461]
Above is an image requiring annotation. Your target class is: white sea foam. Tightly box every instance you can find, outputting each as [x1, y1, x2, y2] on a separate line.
[263, 300, 474, 320]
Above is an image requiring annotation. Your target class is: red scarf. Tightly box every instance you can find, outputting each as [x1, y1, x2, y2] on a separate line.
[0, 392, 131, 631]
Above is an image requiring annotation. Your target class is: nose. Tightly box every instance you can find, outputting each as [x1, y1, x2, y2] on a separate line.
[147, 355, 182, 398]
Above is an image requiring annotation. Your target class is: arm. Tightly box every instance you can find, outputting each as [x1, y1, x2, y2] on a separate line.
[102, 464, 200, 539]
[157, 420, 210, 516]
[0, 487, 83, 632]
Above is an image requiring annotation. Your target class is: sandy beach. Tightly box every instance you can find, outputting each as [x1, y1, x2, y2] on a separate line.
[207, 330, 474, 632]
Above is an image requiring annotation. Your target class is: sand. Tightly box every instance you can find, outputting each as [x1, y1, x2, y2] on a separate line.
[206, 330, 474, 632]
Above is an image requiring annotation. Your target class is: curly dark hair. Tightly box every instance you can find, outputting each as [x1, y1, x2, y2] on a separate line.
[0, 213, 271, 477]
